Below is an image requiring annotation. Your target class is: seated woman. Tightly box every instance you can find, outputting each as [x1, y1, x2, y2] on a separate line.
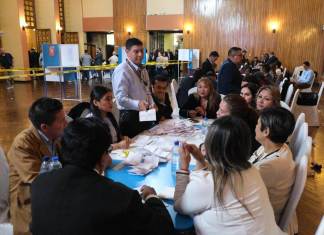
[174, 116, 285, 235]
[31, 118, 174, 235]
[180, 78, 221, 119]
[241, 83, 259, 108]
[256, 85, 281, 112]
[217, 94, 259, 152]
[250, 107, 295, 222]
[87, 85, 130, 150]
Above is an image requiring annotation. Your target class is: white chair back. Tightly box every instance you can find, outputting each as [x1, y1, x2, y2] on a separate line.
[290, 122, 308, 160]
[170, 79, 179, 115]
[0, 224, 13, 235]
[282, 68, 287, 78]
[288, 112, 305, 145]
[316, 81, 324, 106]
[295, 136, 312, 163]
[290, 89, 300, 111]
[315, 216, 324, 235]
[285, 84, 294, 104]
[279, 78, 287, 93]
[280, 101, 290, 111]
[188, 87, 197, 96]
[279, 154, 308, 232]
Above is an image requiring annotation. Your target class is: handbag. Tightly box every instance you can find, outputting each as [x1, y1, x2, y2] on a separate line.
[297, 92, 318, 106]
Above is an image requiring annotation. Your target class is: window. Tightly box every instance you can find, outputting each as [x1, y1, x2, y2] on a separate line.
[24, 0, 36, 28]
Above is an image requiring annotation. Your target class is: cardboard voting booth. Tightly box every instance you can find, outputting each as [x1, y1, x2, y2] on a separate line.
[178, 49, 200, 69]
[42, 44, 81, 101]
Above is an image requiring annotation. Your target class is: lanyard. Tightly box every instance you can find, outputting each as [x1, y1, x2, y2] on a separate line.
[252, 148, 280, 164]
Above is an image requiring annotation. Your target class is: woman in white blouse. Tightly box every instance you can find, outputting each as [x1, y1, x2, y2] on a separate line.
[174, 116, 285, 235]
[87, 86, 131, 150]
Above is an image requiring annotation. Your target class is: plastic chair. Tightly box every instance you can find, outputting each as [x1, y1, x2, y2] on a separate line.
[280, 101, 290, 111]
[295, 136, 312, 163]
[288, 113, 305, 146]
[279, 154, 308, 232]
[284, 84, 294, 105]
[289, 89, 300, 112]
[280, 78, 288, 94]
[188, 87, 197, 96]
[291, 82, 324, 126]
[315, 216, 324, 235]
[0, 223, 13, 235]
[289, 122, 308, 160]
[170, 79, 179, 116]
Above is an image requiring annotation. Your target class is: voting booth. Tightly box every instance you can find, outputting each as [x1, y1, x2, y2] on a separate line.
[42, 44, 81, 101]
[177, 49, 200, 82]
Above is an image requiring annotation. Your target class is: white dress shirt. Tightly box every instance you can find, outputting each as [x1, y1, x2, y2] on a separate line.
[112, 59, 154, 111]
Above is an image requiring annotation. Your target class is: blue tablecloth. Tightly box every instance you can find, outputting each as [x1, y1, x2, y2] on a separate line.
[106, 159, 194, 232]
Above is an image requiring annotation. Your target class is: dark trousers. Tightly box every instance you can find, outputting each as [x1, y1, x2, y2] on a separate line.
[119, 110, 155, 138]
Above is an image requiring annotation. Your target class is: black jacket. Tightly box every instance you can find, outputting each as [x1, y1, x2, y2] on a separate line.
[179, 93, 221, 119]
[217, 59, 242, 95]
[201, 59, 215, 75]
[31, 165, 174, 235]
[153, 93, 173, 120]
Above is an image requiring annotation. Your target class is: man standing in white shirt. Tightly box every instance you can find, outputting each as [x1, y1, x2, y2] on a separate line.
[108, 51, 118, 65]
[112, 38, 156, 137]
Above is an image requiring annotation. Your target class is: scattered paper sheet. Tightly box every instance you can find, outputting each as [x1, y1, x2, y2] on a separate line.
[139, 109, 156, 122]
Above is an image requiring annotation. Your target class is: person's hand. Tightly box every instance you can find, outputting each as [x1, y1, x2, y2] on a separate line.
[179, 144, 191, 171]
[150, 103, 158, 111]
[138, 100, 149, 111]
[117, 137, 131, 149]
[195, 106, 205, 116]
[188, 110, 197, 118]
[184, 143, 207, 170]
[140, 185, 157, 200]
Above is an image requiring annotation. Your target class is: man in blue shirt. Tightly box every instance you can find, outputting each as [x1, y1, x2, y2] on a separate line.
[217, 47, 243, 95]
[292, 61, 314, 89]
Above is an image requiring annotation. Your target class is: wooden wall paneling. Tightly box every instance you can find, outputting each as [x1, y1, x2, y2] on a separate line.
[113, 0, 147, 47]
[184, 0, 324, 74]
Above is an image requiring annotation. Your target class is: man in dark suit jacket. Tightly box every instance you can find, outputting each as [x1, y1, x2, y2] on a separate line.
[31, 118, 174, 235]
[201, 51, 219, 76]
[217, 47, 243, 95]
[151, 74, 173, 121]
[265, 52, 279, 66]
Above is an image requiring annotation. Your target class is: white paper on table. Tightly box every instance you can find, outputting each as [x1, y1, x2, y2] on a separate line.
[139, 109, 156, 122]
[124, 152, 143, 165]
[131, 135, 151, 147]
[144, 144, 157, 153]
[157, 187, 175, 200]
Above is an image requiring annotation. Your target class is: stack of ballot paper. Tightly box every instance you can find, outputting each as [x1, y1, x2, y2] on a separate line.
[125, 154, 160, 175]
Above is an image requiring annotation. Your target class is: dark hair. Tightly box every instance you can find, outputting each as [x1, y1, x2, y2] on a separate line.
[195, 77, 219, 114]
[90, 86, 112, 119]
[228, 47, 242, 56]
[209, 51, 219, 57]
[262, 64, 271, 73]
[256, 85, 281, 108]
[152, 74, 169, 85]
[259, 107, 295, 144]
[205, 116, 252, 215]
[192, 68, 204, 83]
[223, 94, 258, 130]
[241, 83, 259, 108]
[61, 118, 112, 170]
[303, 61, 310, 67]
[28, 97, 63, 129]
[125, 38, 143, 50]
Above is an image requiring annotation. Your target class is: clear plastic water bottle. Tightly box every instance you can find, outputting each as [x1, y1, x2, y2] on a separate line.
[171, 141, 180, 177]
[202, 116, 208, 135]
[48, 156, 62, 171]
[39, 156, 50, 174]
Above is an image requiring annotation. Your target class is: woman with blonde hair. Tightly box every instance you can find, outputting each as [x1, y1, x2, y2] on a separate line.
[256, 85, 281, 111]
[174, 116, 285, 235]
[179, 77, 221, 118]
